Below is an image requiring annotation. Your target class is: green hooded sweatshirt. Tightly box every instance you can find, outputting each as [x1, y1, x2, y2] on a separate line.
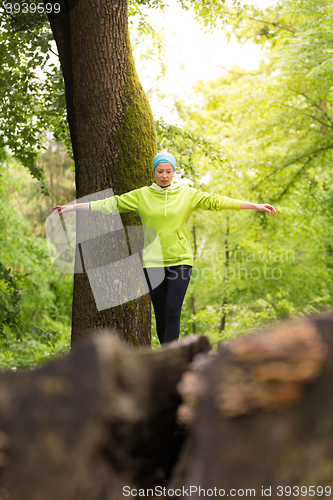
[90, 181, 242, 268]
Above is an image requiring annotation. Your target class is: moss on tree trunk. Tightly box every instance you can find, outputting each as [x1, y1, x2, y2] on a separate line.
[46, 0, 156, 345]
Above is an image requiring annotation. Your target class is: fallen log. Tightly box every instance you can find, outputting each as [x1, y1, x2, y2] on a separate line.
[1, 313, 333, 500]
[169, 314, 333, 499]
[0, 332, 210, 500]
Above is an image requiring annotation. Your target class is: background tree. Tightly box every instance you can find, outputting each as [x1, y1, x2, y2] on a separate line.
[169, 0, 333, 345]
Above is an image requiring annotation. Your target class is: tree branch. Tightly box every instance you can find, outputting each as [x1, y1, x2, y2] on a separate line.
[251, 142, 333, 191]
[303, 113, 332, 130]
[243, 14, 298, 34]
[280, 102, 333, 130]
[219, 65, 265, 77]
[219, 8, 298, 34]
[296, 92, 333, 127]
[273, 157, 312, 202]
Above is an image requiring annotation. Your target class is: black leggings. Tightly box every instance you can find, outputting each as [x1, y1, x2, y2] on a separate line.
[143, 265, 192, 344]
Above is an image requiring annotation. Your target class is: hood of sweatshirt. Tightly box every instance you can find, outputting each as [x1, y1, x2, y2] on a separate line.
[149, 180, 181, 219]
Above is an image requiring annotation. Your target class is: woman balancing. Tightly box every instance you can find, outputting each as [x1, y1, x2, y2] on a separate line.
[52, 150, 276, 345]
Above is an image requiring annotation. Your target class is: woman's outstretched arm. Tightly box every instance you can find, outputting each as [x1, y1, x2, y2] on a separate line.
[52, 203, 90, 215]
[240, 201, 276, 216]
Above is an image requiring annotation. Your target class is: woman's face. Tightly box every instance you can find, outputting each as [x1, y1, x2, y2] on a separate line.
[154, 162, 174, 187]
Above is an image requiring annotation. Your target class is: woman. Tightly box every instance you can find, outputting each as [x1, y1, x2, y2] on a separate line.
[53, 150, 276, 345]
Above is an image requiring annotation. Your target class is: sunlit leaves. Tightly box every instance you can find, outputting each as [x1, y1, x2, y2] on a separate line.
[174, 0, 333, 342]
[156, 119, 232, 185]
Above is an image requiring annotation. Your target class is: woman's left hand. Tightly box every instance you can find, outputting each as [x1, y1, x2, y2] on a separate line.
[255, 204, 277, 216]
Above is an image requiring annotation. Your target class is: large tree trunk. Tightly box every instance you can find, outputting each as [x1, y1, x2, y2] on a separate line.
[46, 0, 156, 346]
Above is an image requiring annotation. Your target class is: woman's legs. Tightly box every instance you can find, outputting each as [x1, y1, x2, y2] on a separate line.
[143, 267, 168, 344]
[163, 265, 192, 343]
[144, 265, 192, 344]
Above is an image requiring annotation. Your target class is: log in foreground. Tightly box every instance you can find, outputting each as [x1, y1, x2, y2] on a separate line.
[169, 314, 333, 499]
[0, 332, 210, 500]
[0, 314, 333, 500]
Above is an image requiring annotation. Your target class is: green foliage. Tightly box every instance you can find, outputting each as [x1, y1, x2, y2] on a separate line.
[129, 0, 243, 37]
[0, 0, 244, 196]
[127, 0, 333, 349]
[10, 141, 75, 237]
[0, 261, 23, 346]
[0, 151, 72, 370]
[156, 119, 233, 185]
[0, 1, 70, 190]
[169, 0, 333, 348]
[184, 0, 333, 205]
[131, 28, 168, 101]
[0, 329, 70, 371]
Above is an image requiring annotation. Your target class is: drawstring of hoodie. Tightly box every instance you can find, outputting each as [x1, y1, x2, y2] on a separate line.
[150, 181, 179, 220]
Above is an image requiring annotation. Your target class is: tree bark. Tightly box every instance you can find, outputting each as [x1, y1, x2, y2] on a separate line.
[45, 0, 156, 346]
[172, 314, 332, 497]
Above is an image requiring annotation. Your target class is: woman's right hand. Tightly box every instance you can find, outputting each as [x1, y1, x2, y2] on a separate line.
[52, 205, 76, 216]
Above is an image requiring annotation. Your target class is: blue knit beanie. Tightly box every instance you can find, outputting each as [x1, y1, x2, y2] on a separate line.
[153, 152, 176, 172]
